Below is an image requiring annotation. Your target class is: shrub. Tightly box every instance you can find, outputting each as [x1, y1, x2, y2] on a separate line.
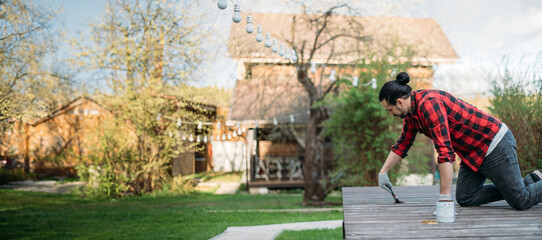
[489, 55, 542, 174]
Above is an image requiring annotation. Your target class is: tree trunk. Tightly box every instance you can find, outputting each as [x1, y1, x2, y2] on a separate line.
[302, 107, 328, 205]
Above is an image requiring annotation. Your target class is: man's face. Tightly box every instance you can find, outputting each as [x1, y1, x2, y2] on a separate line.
[381, 99, 409, 119]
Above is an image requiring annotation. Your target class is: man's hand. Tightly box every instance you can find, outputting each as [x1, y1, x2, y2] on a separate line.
[378, 173, 393, 193]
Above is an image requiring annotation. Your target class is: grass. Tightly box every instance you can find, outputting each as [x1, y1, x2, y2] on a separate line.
[0, 189, 343, 240]
[276, 227, 343, 240]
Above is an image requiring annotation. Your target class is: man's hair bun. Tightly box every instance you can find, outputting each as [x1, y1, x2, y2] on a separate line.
[395, 72, 410, 85]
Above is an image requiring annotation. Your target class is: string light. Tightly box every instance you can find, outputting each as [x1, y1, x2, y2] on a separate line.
[216, 1, 297, 63]
[217, 0, 227, 10]
[329, 70, 337, 82]
[255, 25, 263, 42]
[197, 121, 202, 130]
[310, 62, 317, 73]
[264, 33, 271, 48]
[279, 44, 285, 56]
[232, 5, 242, 23]
[245, 15, 254, 33]
[290, 114, 295, 123]
[272, 39, 278, 53]
[352, 76, 359, 87]
[176, 118, 182, 127]
[291, 49, 298, 62]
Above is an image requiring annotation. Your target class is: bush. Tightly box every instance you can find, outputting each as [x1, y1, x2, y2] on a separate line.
[323, 86, 398, 186]
[489, 55, 542, 174]
[0, 168, 35, 185]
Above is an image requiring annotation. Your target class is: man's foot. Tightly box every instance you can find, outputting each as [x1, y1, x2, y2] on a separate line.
[530, 170, 542, 183]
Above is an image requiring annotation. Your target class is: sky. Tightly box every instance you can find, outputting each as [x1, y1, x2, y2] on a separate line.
[47, 0, 542, 92]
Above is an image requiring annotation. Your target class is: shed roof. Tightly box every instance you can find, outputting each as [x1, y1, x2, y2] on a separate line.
[229, 13, 458, 64]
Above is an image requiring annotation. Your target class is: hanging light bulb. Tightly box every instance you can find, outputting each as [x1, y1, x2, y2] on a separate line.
[204, 135, 208, 143]
[232, 5, 242, 23]
[279, 44, 285, 56]
[291, 49, 297, 62]
[217, 0, 227, 10]
[255, 120, 259, 128]
[242, 127, 246, 133]
[264, 33, 272, 48]
[272, 38, 278, 53]
[329, 70, 336, 82]
[222, 133, 226, 140]
[217, 122, 221, 130]
[176, 118, 182, 127]
[189, 134, 194, 142]
[233, 131, 237, 137]
[227, 132, 232, 139]
[353, 76, 359, 87]
[310, 62, 317, 73]
[273, 118, 278, 125]
[237, 122, 242, 135]
[371, 78, 377, 89]
[255, 26, 263, 42]
[168, 131, 173, 138]
[284, 47, 290, 60]
[156, 113, 161, 121]
[196, 135, 200, 142]
[245, 15, 254, 34]
[290, 114, 295, 123]
[216, 134, 220, 141]
[182, 133, 186, 141]
[197, 121, 202, 130]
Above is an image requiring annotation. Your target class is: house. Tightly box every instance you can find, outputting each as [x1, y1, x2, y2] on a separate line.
[0, 96, 216, 178]
[225, 13, 459, 188]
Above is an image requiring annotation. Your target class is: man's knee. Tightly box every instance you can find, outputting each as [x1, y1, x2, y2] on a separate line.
[456, 192, 476, 207]
[507, 198, 532, 210]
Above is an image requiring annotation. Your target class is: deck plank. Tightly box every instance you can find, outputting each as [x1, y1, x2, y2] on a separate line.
[342, 185, 542, 239]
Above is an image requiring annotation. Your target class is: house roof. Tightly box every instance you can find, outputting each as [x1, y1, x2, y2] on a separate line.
[28, 95, 217, 127]
[28, 97, 109, 126]
[228, 13, 458, 123]
[229, 13, 458, 64]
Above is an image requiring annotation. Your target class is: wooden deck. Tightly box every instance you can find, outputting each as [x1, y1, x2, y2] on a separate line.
[342, 185, 542, 239]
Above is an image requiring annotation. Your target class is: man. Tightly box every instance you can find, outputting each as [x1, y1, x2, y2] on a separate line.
[377, 72, 542, 210]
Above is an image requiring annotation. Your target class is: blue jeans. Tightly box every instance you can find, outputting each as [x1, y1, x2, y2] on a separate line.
[456, 130, 542, 210]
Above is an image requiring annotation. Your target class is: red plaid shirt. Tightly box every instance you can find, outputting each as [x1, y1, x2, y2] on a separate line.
[391, 90, 502, 172]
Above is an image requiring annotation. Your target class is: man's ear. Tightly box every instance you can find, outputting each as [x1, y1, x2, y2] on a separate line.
[396, 98, 406, 107]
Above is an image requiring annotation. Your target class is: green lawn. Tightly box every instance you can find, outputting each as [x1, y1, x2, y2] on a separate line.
[0, 189, 343, 240]
[276, 227, 343, 240]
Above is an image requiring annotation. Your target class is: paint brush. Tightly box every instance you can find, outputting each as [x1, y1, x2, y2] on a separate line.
[390, 188, 404, 204]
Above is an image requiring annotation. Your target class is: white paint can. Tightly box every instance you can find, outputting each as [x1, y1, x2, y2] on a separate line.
[436, 200, 455, 223]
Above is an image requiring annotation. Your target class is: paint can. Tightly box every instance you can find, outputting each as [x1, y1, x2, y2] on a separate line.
[436, 200, 455, 223]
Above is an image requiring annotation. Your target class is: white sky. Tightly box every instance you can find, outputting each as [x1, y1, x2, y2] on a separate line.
[49, 0, 542, 91]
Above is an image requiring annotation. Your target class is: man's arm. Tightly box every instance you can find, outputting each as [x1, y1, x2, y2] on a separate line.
[420, 99, 456, 196]
[379, 151, 402, 174]
[438, 162, 454, 195]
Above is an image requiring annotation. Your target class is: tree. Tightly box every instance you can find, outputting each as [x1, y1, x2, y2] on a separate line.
[71, 0, 212, 196]
[1, 0, 77, 172]
[281, 3, 374, 205]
